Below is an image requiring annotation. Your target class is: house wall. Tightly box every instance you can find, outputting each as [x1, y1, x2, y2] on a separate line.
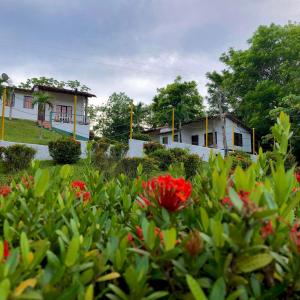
[0, 91, 38, 121]
[155, 117, 252, 153]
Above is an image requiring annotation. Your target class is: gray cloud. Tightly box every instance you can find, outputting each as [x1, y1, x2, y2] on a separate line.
[0, 0, 299, 106]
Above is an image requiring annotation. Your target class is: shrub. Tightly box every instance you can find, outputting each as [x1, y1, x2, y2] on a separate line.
[143, 141, 165, 155]
[229, 150, 252, 169]
[184, 153, 202, 178]
[110, 143, 129, 160]
[115, 157, 159, 178]
[132, 132, 152, 141]
[2, 144, 36, 171]
[93, 138, 110, 153]
[266, 151, 297, 170]
[48, 138, 81, 164]
[149, 148, 175, 171]
[169, 147, 189, 163]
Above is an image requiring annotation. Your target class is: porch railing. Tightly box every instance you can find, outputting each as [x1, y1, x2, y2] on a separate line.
[51, 112, 89, 125]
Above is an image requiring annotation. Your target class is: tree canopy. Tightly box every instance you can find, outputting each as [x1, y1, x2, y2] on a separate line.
[19, 77, 91, 92]
[152, 76, 204, 127]
[206, 22, 300, 158]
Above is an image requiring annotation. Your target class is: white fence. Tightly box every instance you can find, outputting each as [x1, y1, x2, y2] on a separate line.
[127, 139, 225, 162]
[0, 140, 87, 160]
[127, 139, 258, 162]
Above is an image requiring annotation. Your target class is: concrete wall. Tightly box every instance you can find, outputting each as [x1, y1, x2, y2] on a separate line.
[0, 140, 87, 160]
[127, 139, 224, 162]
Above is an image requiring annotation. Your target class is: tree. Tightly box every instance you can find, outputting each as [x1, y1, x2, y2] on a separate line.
[206, 22, 300, 158]
[152, 76, 204, 128]
[32, 92, 54, 139]
[93, 92, 132, 142]
[19, 77, 90, 92]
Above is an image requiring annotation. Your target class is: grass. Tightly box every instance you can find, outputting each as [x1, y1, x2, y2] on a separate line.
[0, 159, 90, 185]
[3, 118, 63, 145]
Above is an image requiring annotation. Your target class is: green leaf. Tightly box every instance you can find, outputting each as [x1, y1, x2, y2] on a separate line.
[108, 284, 128, 300]
[97, 272, 120, 282]
[228, 189, 243, 212]
[186, 275, 208, 300]
[34, 169, 50, 197]
[146, 291, 169, 300]
[0, 279, 10, 300]
[162, 228, 176, 251]
[84, 284, 94, 300]
[236, 253, 273, 273]
[20, 232, 30, 266]
[209, 277, 226, 300]
[59, 165, 73, 179]
[65, 236, 80, 267]
[200, 208, 209, 232]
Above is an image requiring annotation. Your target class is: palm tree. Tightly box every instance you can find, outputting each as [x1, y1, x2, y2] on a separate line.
[32, 92, 54, 139]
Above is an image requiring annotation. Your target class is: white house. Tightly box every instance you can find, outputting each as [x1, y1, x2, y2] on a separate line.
[1, 85, 96, 140]
[145, 114, 253, 153]
[127, 114, 256, 161]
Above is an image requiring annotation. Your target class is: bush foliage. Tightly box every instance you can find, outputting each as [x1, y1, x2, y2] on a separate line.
[48, 138, 81, 164]
[143, 141, 165, 155]
[1, 113, 300, 298]
[1, 144, 36, 172]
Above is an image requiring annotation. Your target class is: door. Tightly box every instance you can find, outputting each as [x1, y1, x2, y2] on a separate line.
[38, 103, 45, 122]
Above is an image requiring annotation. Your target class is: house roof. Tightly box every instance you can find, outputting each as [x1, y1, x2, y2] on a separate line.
[14, 85, 96, 98]
[33, 85, 96, 97]
[144, 113, 252, 134]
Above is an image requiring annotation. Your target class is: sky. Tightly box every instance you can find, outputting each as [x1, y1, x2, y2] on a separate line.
[0, 0, 299, 107]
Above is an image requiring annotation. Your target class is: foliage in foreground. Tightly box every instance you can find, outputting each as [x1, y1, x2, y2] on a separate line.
[0, 113, 300, 299]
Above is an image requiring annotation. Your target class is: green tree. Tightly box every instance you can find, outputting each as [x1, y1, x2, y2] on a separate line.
[32, 91, 54, 139]
[93, 92, 132, 142]
[152, 76, 204, 128]
[207, 23, 300, 137]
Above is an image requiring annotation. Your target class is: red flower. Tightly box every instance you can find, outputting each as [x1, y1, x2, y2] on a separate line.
[3, 240, 9, 259]
[238, 191, 251, 206]
[260, 220, 274, 239]
[82, 191, 91, 202]
[141, 175, 192, 212]
[21, 175, 34, 189]
[290, 223, 300, 252]
[0, 186, 11, 197]
[221, 196, 233, 207]
[71, 181, 86, 191]
[295, 172, 300, 184]
[127, 233, 133, 242]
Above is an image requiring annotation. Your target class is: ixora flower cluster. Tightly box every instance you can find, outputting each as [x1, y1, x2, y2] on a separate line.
[71, 180, 91, 202]
[139, 175, 192, 212]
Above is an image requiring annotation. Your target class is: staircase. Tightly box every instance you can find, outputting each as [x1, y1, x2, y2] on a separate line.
[38, 121, 52, 130]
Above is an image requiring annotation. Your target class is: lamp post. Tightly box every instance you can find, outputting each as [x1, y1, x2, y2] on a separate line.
[0, 73, 10, 140]
[73, 88, 78, 139]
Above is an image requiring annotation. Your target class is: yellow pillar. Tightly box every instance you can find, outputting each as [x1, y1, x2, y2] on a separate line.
[73, 94, 77, 139]
[130, 102, 133, 140]
[252, 128, 255, 154]
[1, 87, 6, 140]
[205, 116, 208, 147]
[232, 125, 235, 152]
[172, 108, 175, 142]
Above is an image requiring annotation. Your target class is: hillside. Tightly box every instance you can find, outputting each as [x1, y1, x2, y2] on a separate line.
[2, 118, 63, 145]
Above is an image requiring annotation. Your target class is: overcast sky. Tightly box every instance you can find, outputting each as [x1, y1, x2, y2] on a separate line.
[0, 0, 299, 106]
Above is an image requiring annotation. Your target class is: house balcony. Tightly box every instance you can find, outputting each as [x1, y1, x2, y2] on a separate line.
[50, 112, 90, 140]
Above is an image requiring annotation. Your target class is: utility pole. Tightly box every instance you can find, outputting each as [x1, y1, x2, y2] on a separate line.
[218, 90, 228, 156]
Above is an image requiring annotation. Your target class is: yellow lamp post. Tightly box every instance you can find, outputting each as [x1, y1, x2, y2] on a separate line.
[73, 89, 77, 139]
[205, 115, 208, 147]
[130, 101, 133, 140]
[1, 87, 6, 140]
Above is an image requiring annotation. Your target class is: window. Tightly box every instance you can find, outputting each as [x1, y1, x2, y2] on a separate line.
[162, 136, 168, 145]
[204, 132, 218, 147]
[56, 105, 73, 123]
[23, 96, 33, 109]
[234, 133, 243, 147]
[174, 134, 178, 142]
[191, 135, 199, 145]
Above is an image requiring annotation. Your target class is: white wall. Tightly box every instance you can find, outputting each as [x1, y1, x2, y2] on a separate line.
[0, 92, 38, 121]
[0, 140, 87, 160]
[127, 139, 224, 162]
